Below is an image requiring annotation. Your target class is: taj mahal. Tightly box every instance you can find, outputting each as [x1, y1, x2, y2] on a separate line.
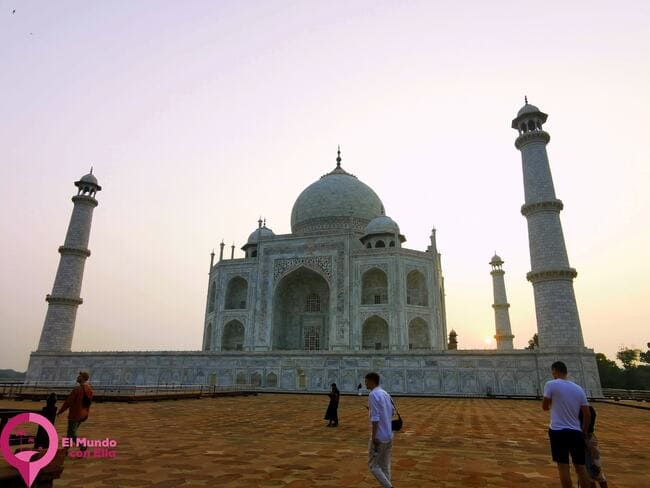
[25, 101, 603, 397]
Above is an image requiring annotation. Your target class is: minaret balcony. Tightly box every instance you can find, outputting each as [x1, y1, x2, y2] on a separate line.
[521, 199, 564, 217]
[514, 130, 550, 149]
[526, 268, 577, 283]
[45, 294, 83, 305]
[71, 194, 99, 207]
[58, 246, 91, 257]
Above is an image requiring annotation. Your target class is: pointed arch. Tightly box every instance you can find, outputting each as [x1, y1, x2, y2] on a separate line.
[408, 317, 430, 350]
[222, 320, 245, 351]
[273, 266, 330, 351]
[362, 267, 388, 305]
[225, 277, 248, 309]
[407, 270, 428, 306]
[362, 315, 389, 350]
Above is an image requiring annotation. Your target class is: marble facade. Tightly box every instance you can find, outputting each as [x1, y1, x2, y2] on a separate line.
[26, 103, 603, 397]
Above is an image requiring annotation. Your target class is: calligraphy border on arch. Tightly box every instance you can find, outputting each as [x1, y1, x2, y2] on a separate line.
[273, 256, 333, 283]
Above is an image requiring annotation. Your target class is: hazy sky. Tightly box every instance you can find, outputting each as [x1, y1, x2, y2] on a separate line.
[1, 1, 649, 371]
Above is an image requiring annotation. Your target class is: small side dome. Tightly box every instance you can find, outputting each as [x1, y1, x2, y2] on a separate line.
[247, 225, 275, 245]
[364, 215, 400, 236]
[241, 220, 275, 257]
[361, 215, 405, 248]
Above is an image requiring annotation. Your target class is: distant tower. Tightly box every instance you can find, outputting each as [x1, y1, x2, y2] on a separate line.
[37, 171, 101, 351]
[448, 329, 458, 350]
[490, 254, 514, 350]
[512, 100, 584, 350]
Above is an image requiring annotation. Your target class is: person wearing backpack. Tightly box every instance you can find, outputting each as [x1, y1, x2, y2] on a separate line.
[57, 371, 94, 451]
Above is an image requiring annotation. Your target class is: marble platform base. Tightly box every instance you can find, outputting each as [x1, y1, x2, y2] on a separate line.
[26, 349, 602, 397]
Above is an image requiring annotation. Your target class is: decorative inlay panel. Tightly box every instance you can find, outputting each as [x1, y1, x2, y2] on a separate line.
[222, 313, 247, 323]
[406, 312, 430, 324]
[273, 256, 333, 282]
[360, 263, 388, 275]
[360, 310, 389, 323]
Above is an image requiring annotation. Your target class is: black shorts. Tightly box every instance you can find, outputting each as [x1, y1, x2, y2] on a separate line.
[548, 429, 586, 465]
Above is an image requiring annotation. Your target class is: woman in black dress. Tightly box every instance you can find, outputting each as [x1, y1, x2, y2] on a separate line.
[324, 383, 340, 427]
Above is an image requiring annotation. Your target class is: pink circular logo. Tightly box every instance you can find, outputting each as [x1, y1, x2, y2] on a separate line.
[0, 413, 59, 488]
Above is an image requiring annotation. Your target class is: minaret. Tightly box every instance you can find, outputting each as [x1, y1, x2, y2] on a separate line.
[512, 100, 584, 350]
[490, 253, 514, 350]
[37, 170, 101, 351]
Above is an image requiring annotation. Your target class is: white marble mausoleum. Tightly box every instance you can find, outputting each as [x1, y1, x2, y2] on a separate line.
[25, 101, 603, 397]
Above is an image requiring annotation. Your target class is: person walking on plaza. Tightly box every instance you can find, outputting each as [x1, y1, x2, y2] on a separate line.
[57, 371, 94, 451]
[324, 383, 340, 427]
[365, 372, 394, 488]
[579, 405, 608, 487]
[542, 361, 592, 488]
[357, 383, 363, 396]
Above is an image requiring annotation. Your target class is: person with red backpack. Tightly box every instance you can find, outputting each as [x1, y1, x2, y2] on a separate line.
[57, 371, 94, 451]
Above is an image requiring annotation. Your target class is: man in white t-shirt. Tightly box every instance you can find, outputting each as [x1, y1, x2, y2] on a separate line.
[542, 361, 592, 488]
[365, 372, 394, 488]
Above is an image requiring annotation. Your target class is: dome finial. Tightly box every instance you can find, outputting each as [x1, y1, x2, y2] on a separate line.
[258, 216, 262, 228]
[90, 166, 93, 174]
[263, 217, 267, 227]
[336, 145, 341, 167]
[524, 95, 528, 105]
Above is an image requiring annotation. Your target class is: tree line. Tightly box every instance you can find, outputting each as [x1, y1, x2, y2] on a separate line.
[525, 334, 650, 390]
[596, 347, 650, 390]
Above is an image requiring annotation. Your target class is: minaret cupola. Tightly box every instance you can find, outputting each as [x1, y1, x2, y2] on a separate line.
[74, 167, 102, 197]
[512, 96, 548, 135]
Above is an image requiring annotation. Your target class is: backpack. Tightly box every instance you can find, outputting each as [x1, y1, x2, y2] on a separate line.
[81, 386, 92, 408]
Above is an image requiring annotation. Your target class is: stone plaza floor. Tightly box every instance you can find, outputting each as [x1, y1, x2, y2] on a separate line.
[1, 394, 648, 487]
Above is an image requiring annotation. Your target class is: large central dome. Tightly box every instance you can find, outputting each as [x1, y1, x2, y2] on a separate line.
[290, 156, 385, 235]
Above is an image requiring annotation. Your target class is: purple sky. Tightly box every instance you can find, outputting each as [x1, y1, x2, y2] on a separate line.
[1, 1, 649, 370]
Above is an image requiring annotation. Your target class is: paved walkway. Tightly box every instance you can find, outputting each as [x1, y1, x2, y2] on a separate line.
[0, 395, 647, 487]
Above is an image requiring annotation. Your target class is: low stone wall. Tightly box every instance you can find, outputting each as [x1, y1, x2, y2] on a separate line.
[26, 349, 602, 397]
